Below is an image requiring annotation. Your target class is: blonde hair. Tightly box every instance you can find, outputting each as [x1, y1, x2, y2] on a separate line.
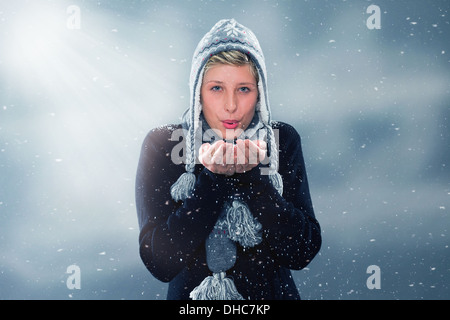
[203, 50, 259, 83]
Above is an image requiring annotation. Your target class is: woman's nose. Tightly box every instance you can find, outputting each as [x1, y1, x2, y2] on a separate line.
[225, 92, 237, 113]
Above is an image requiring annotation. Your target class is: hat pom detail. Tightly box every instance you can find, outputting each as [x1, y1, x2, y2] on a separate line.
[170, 172, 196, 202]
[189, 272, 244, 300]
[270, 172, 283, 196]
[224, 200, 262, 248]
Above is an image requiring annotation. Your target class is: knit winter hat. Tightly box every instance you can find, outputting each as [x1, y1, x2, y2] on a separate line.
[170, 19, 283, 300]
[188, 18, 271, 127]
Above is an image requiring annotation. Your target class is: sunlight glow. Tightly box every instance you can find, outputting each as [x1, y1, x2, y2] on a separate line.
[8, 4, 64, 67]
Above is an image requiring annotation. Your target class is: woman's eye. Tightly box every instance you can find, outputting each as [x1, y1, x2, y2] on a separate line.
[239, 87, 250, 93]
[211, 86, 222, 91]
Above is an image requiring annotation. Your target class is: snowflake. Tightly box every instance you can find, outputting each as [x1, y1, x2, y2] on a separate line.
[223, 19, 242, 38]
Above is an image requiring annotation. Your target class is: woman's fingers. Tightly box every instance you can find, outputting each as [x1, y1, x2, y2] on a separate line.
[199, 143, 211, 165]
[254, 140, 267, 163]
[199, 141, 236, 175]
[247, 140, 267, 164]
[211, 142, 226, 165]
[235, 140, 248, 166]
[235, 139, 267, 166]
[200, 139, 267, 175]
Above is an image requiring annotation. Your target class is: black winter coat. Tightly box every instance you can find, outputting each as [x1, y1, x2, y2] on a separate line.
[135, 121, 321, 300]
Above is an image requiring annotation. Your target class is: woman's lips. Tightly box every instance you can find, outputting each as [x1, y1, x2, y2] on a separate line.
[222, 120, 239, 130]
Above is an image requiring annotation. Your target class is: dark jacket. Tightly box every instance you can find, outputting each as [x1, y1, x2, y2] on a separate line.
[135, 121, 321, 300]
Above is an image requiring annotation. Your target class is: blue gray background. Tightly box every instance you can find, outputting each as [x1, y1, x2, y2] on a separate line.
[0, 0, 448, 300]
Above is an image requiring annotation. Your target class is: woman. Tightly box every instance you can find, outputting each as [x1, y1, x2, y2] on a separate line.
[136, 19, 321, 300]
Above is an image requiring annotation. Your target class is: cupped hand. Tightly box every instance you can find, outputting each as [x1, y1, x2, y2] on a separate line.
[234, 139, 267, 174]
[199, 140, 267, 176]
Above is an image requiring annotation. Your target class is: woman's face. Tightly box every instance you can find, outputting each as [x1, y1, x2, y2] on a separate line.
[201, 64, 258, 140]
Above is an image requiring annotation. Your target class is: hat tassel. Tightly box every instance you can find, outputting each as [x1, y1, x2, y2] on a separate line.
[170, 172, 196, 202]
[189, 272, 244, 300]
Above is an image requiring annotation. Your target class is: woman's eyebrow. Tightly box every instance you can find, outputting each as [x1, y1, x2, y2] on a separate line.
[204, 80, 224, 84]
[205, 80, 256, 86]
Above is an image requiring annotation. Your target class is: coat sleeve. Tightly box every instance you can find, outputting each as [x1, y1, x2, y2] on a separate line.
[235, 123, 321, 270]
[135, 127, 231, 282]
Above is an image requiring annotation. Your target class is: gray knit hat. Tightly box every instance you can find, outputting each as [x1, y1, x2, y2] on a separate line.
[170, 19, 283, 300]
